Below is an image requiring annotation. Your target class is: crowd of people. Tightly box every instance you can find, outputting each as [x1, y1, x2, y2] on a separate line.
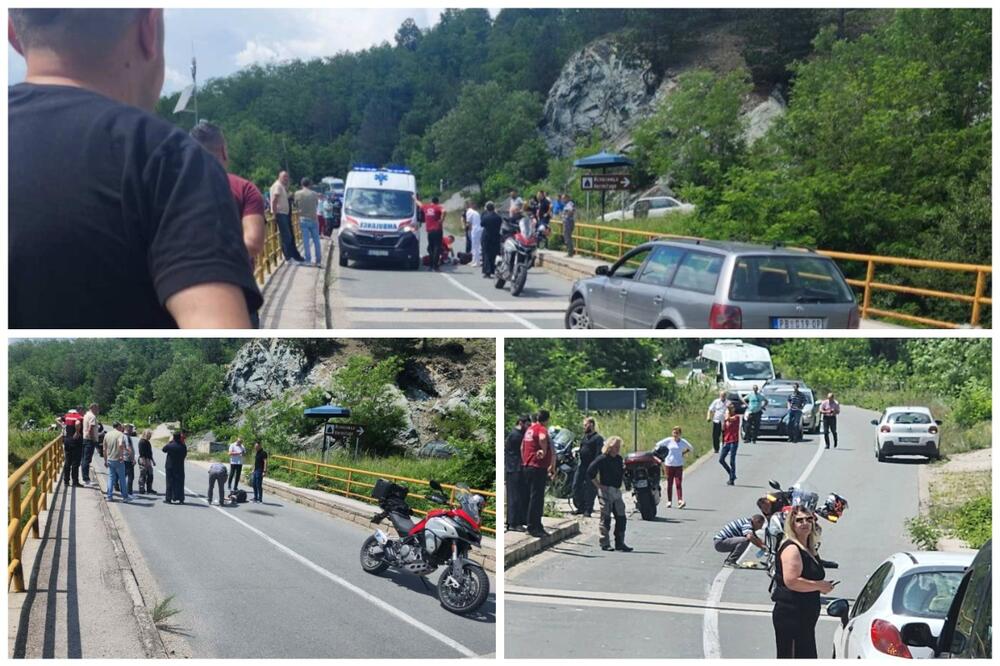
[58, 403, 270, 506]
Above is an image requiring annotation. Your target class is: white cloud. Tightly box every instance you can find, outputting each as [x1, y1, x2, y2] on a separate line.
[164, 66, 190, 89]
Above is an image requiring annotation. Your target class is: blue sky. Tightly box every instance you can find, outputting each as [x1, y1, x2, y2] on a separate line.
[8, 8, 457, 94]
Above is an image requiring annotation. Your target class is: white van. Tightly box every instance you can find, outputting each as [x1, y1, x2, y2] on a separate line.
[698, 339, 775, 396]
[338, 166, 421, 270]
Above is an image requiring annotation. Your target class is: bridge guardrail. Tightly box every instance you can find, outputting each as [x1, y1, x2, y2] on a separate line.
[8, 435, 64, 592]
[254, 211, 305, 287]
[269, 455, 496, 535]
[549, 218, 991, 328]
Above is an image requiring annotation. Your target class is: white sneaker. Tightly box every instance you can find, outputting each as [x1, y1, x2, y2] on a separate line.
[666, 501, 672, 508]
[678, 500, 686, 509]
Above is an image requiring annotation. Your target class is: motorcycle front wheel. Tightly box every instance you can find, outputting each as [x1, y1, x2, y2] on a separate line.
[511, 264, 528, 296]
[438, 562, 490, 615]
[359, 535, 390, 574]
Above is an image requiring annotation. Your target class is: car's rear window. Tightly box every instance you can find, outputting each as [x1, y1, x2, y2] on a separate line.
[672, 251, 724, 294]
[889, 412, 932, 425]
[893, 570, 965, 619]
[729, 256, 854, 303]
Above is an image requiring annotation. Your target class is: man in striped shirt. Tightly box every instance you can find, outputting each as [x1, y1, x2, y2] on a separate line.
[786, 383, 808, 443]
[714, 514, 765, 567]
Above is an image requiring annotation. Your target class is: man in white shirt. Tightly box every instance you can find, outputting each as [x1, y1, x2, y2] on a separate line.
[508, 189, 523, 216]
[465, 200, 483, 265]
[706, 390, 728, 454]
[228, 438, 246, 491]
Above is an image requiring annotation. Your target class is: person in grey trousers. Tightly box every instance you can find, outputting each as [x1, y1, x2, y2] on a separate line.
[561, 194, 576, 256]
[208, 462, 228, 506]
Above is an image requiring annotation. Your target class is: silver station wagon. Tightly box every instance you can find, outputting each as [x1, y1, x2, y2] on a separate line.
[565, 239, 860, 329]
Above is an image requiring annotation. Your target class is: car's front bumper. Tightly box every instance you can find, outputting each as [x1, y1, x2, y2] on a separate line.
[338, 228, 418, 263]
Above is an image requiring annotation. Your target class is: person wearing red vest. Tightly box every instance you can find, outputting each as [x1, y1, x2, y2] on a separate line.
[414, 194, 446, 272]
[521, 409, 554, 537]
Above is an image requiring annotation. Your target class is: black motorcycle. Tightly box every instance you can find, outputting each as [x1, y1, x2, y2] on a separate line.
[548, 427, 578, 504]
[622, 445, 667, 520]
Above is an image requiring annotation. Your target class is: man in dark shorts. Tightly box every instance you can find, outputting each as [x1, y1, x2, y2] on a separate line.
[8, 9, 261, 328]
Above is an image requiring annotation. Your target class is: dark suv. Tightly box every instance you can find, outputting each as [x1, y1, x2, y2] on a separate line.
[901, 539, 991, 658]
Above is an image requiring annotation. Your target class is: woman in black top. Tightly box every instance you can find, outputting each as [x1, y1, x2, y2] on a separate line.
[771, 506, 835, 658]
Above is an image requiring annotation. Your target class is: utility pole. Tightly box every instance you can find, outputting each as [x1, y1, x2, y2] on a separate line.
[190, 53, 198, 125]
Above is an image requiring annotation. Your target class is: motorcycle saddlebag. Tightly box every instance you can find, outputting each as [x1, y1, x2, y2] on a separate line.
[372, 479, 408, 500]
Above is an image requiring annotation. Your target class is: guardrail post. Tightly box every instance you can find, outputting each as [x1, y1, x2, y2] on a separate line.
[10, 483, 24, 592]
[29, 466, 40, 538]
[971, 270, 986, 327]
[594, 226, 600, 257]
[618, 228, 624, 260]
[861, 260, 876, 318]
[346, 470, 352, 497]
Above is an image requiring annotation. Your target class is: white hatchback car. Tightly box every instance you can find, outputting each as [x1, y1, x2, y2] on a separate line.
[871, 406, 942, 462]
[600, 196, 695, 222]
[828, 551, 972, 659]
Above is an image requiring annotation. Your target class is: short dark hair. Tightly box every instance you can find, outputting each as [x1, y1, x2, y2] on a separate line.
[537, 409, 550, 424]
[431, 196, 439, 204]
[189, 120, 225, 154]
[10, 9, 143, 58]
[485, 202, 495, 212]
[301, 177, 312, 188]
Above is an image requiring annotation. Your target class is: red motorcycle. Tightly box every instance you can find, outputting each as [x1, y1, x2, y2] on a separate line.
[623, 446, 668, 520]
[360, 479, 490, 615]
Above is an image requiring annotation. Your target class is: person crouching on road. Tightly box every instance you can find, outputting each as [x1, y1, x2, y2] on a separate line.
[713, 514, 765, 567]
[656, 426, 693, 508]
[162, 430, 188, 504]
[208, 461, 228, 506]
[719, 403, 741, 485]
[772, 506, 835, 658]
[587, 436, 632, 552]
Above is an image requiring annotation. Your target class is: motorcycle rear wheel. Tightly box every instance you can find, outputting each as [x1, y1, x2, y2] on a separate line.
[438, 562, 490, 615]
[636, 487, 657, 520]
[359, 535, 390, 574]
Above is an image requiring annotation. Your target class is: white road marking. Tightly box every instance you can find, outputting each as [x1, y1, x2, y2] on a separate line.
[155, 470, 477, 657]
[438, 272, 540, 329]
[702, 437, 826, 658]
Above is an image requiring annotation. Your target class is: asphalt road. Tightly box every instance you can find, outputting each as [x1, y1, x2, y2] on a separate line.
[505, 405, 921, 659]
[106, 448, 495, 658]
[327, 244, 569, 329]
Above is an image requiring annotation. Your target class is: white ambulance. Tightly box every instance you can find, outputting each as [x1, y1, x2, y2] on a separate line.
[337, 166, 420, 269]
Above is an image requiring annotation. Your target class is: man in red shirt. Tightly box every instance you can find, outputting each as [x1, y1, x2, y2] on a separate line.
[520, 409, 555, 537]
[414, 194, 446, 271]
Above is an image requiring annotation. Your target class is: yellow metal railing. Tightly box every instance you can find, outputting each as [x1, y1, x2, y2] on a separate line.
[550, 218, 992, 328]
[8, 435, 64, 592]
[254, 211, 305, 286]
[270, 455, 496, 535]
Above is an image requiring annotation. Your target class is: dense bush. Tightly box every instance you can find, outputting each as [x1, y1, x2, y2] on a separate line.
[952, 495, 991, 549]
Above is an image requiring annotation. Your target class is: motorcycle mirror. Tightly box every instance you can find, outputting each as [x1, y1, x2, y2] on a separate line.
[768, 480, 781, 490]
[595, 265, 609, 276]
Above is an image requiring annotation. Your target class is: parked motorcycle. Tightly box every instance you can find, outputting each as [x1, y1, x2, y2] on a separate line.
[756, 481, 848, 581]
[548, 426, 578, 504]
[494, 217, 537, 296]
[622, 444, 668, 520]
[360, 478, 490, 615]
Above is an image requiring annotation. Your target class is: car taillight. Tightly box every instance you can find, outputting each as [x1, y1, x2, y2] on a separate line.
[709, 303, 742, 328]
[928, 425, 938, 434]
[848, 307, 860, 329]
[880, 425, 891, 433]
[870, 619, 913, 658]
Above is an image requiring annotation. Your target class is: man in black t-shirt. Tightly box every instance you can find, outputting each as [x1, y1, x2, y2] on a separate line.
[479, 202, 503, 278]
[251, 441, 268, 503]
[587, 436, 632, 552]
[8, 9, 261, 328]
[572, 416, 603, 517]
[504, 415, 529, 531]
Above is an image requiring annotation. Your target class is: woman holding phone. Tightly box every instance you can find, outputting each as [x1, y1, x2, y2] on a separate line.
[771, 504, 836, 658]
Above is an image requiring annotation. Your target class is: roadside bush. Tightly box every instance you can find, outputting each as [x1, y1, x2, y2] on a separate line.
[950, 377, 991, 427]
[952, 495, 991, 549]
[329, 355, 408, 455]
[905, 516, 941, 551]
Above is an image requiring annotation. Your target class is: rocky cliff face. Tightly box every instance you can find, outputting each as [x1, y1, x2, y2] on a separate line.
[541, 33, 785, 158]
[223, 339, 493, 451]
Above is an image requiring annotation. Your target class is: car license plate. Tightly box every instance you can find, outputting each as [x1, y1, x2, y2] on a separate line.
[367, 249, 390, 257]
[899, 437, 920, 443]
[772, 317, 826, 329]
[633, 479, 648, 488]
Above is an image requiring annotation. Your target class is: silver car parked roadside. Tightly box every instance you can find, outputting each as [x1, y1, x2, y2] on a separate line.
[565, 239, 860, 329]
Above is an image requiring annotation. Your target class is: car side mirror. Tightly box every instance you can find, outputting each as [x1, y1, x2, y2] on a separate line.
[775, 372, 782, 379]
[900, 622, 937, 650]
[935, 420, 943, 426]
[595, 265, 609, 276]
[870, 419, 879, 426]
[768, 480, 781, 491]
[826, 598, 850, 627]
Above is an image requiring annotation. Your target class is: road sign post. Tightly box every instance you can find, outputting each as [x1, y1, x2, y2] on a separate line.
[576, 388, 648, 452]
